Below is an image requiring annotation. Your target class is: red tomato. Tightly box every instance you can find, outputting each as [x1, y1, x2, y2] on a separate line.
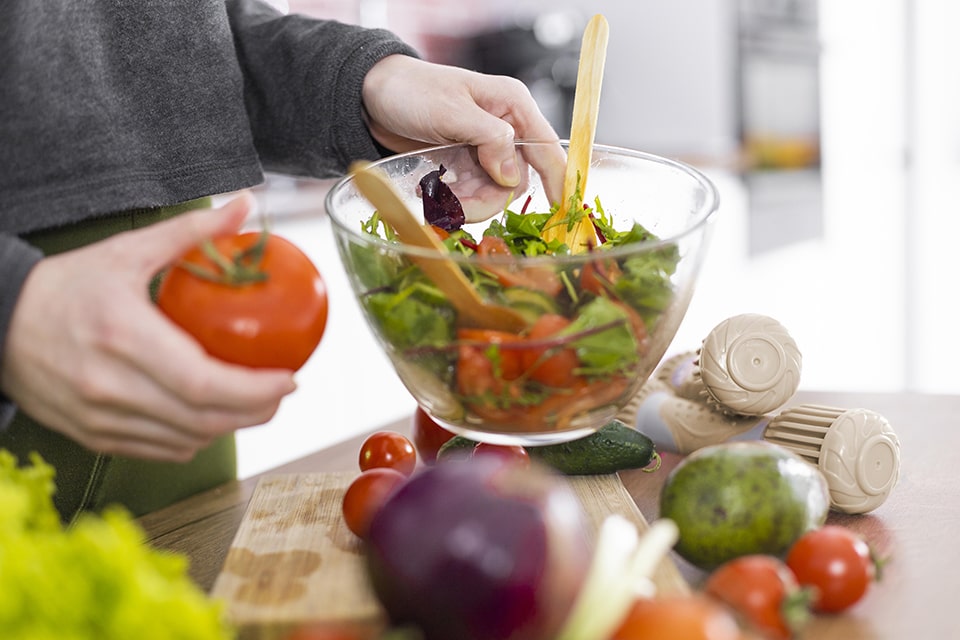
[341, 468, 406, 539]
[610, 595, 742, 640]
[519, 314, 581, 388]
[411, 407, 455, 465]
[580, 258, 622, 295]
[358, 431, 417, 476]
[704, 555, 810, 640]
[472, 442, 530, 468]
[157, 230, 328, 370]
[786, 525, 877, 613]
[476, 236, 562, 296]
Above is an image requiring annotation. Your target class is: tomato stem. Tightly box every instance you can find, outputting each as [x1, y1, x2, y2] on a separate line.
[176, 229, 271, 286]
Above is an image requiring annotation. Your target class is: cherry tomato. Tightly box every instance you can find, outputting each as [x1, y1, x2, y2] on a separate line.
[341, 468, 406, 539]
[157, 230, 328, 370]
[610, 595, 742, 640]
[786, 525, 877, 613]
[472, 442, 530, 468]
[704, 555, 810, 640]
[358, 431, 417, 476]
[411, 407, 455, 465]
[519, 314, 581, 388]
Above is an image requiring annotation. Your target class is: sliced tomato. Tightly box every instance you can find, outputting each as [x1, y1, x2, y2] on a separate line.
[580, 257, 622, 296]
[518, 314, 581, 388]
[476, 236, 562, 296]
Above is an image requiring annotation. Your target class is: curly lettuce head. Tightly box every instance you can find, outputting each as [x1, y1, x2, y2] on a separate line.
[0, 451, 234, 639]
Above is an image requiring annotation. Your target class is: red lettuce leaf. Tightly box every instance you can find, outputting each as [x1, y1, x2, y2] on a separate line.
[420, 165, 465, 231]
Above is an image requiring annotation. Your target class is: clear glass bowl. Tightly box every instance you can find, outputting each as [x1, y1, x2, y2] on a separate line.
[325, 141, 719, 445]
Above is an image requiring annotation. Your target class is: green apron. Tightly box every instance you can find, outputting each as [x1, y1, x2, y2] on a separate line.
[2, 198, 237, 525]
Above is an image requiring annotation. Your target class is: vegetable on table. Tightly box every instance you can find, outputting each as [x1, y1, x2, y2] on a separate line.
[437, 419, 661, 476]
[341, 467, 407, 539]
[364, 458, 592, 640]
[358, 431, 418, 477]
[785, 525, 879, 613]
[704, 554, 812, 640]
[0, 451, 232, 639]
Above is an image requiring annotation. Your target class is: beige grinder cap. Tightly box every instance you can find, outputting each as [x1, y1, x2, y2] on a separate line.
[764, 404, 901, 514]
[697, 313, 802, 416]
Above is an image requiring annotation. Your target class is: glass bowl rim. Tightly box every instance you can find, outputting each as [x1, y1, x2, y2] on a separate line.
[324, 140, 721, 265]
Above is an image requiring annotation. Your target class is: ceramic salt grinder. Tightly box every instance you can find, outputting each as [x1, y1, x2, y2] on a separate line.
[619, 313, 803, 454]
[763, 404, 902, 514]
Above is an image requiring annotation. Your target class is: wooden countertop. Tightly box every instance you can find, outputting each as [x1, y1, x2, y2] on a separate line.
[139, 391, 960, 639]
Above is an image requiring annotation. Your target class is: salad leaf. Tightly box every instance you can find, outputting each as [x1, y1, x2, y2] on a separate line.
[565, 297, 640, 376]
[0, 451, 233, 640]
[365, 288, 456, 351]
[614, 247, 681, 321]
[420, 165, 465, 231]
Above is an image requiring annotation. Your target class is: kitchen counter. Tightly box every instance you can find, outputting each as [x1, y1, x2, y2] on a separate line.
[139, 390, 960, 639]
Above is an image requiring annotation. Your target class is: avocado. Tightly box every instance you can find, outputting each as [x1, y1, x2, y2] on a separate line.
[659, 441, 830, 570]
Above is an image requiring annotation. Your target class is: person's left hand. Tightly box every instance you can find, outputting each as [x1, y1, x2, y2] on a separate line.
[361, 55, 567, 214]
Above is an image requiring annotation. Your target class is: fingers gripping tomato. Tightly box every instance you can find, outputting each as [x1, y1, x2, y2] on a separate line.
[157, 230, 328, 371]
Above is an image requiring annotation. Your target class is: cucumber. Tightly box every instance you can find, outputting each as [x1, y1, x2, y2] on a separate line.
[436, 419, 660, 476]
[502, 287, 560, 323]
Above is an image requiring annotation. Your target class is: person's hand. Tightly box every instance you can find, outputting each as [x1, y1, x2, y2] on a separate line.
[361, 55, 567, 215]
[0, 194, 297, 462]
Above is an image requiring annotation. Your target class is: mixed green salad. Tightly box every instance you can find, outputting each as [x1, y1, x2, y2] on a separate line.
[348, 167, 681, 433]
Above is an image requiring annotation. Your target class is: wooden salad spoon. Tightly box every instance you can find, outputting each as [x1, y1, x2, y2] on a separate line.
[541, 13, 610, 253]
[349, 162, 529, 333]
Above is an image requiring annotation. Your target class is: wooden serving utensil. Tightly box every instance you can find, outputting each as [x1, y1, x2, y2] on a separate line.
[541, 13, 610, 253]
[350, 162, 529, 333]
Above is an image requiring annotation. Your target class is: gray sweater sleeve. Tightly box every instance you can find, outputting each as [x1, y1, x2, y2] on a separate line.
[0, 235, 43, 428]
[226, 0, 420, 177]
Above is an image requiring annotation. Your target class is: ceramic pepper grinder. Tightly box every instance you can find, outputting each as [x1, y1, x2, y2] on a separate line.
[619, 313, 802, 454]
[764, 404, 901, 514]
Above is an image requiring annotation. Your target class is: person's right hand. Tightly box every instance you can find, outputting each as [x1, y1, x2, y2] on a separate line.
[0, 194, 297, 462]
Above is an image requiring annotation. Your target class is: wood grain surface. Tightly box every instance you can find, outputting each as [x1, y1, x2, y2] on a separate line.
[211, 472, 687, 639]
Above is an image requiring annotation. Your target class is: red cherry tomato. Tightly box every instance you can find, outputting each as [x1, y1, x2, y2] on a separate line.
[610, 595, 742, 640]
[472, 442, 531, 468]
[358, 431, 417, 476]
[157, 230, 328, 371]
[411, 407, 455, 465]
[786, 525, 877, 613]
[704, 555, 810, 640]
[341, 468, 406, 539]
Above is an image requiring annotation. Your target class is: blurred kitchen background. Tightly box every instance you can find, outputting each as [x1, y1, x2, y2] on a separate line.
[237, 0, 960, 478]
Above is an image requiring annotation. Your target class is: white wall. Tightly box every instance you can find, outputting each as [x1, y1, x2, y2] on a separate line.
[234, 0, 958, 478]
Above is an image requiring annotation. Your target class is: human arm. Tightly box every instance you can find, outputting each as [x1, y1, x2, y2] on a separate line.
[0, 196, 297, 461]
[225, 0, 419, 177]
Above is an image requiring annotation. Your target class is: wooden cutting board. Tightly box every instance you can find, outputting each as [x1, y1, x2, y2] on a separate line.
[211, 472, 688, 639]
